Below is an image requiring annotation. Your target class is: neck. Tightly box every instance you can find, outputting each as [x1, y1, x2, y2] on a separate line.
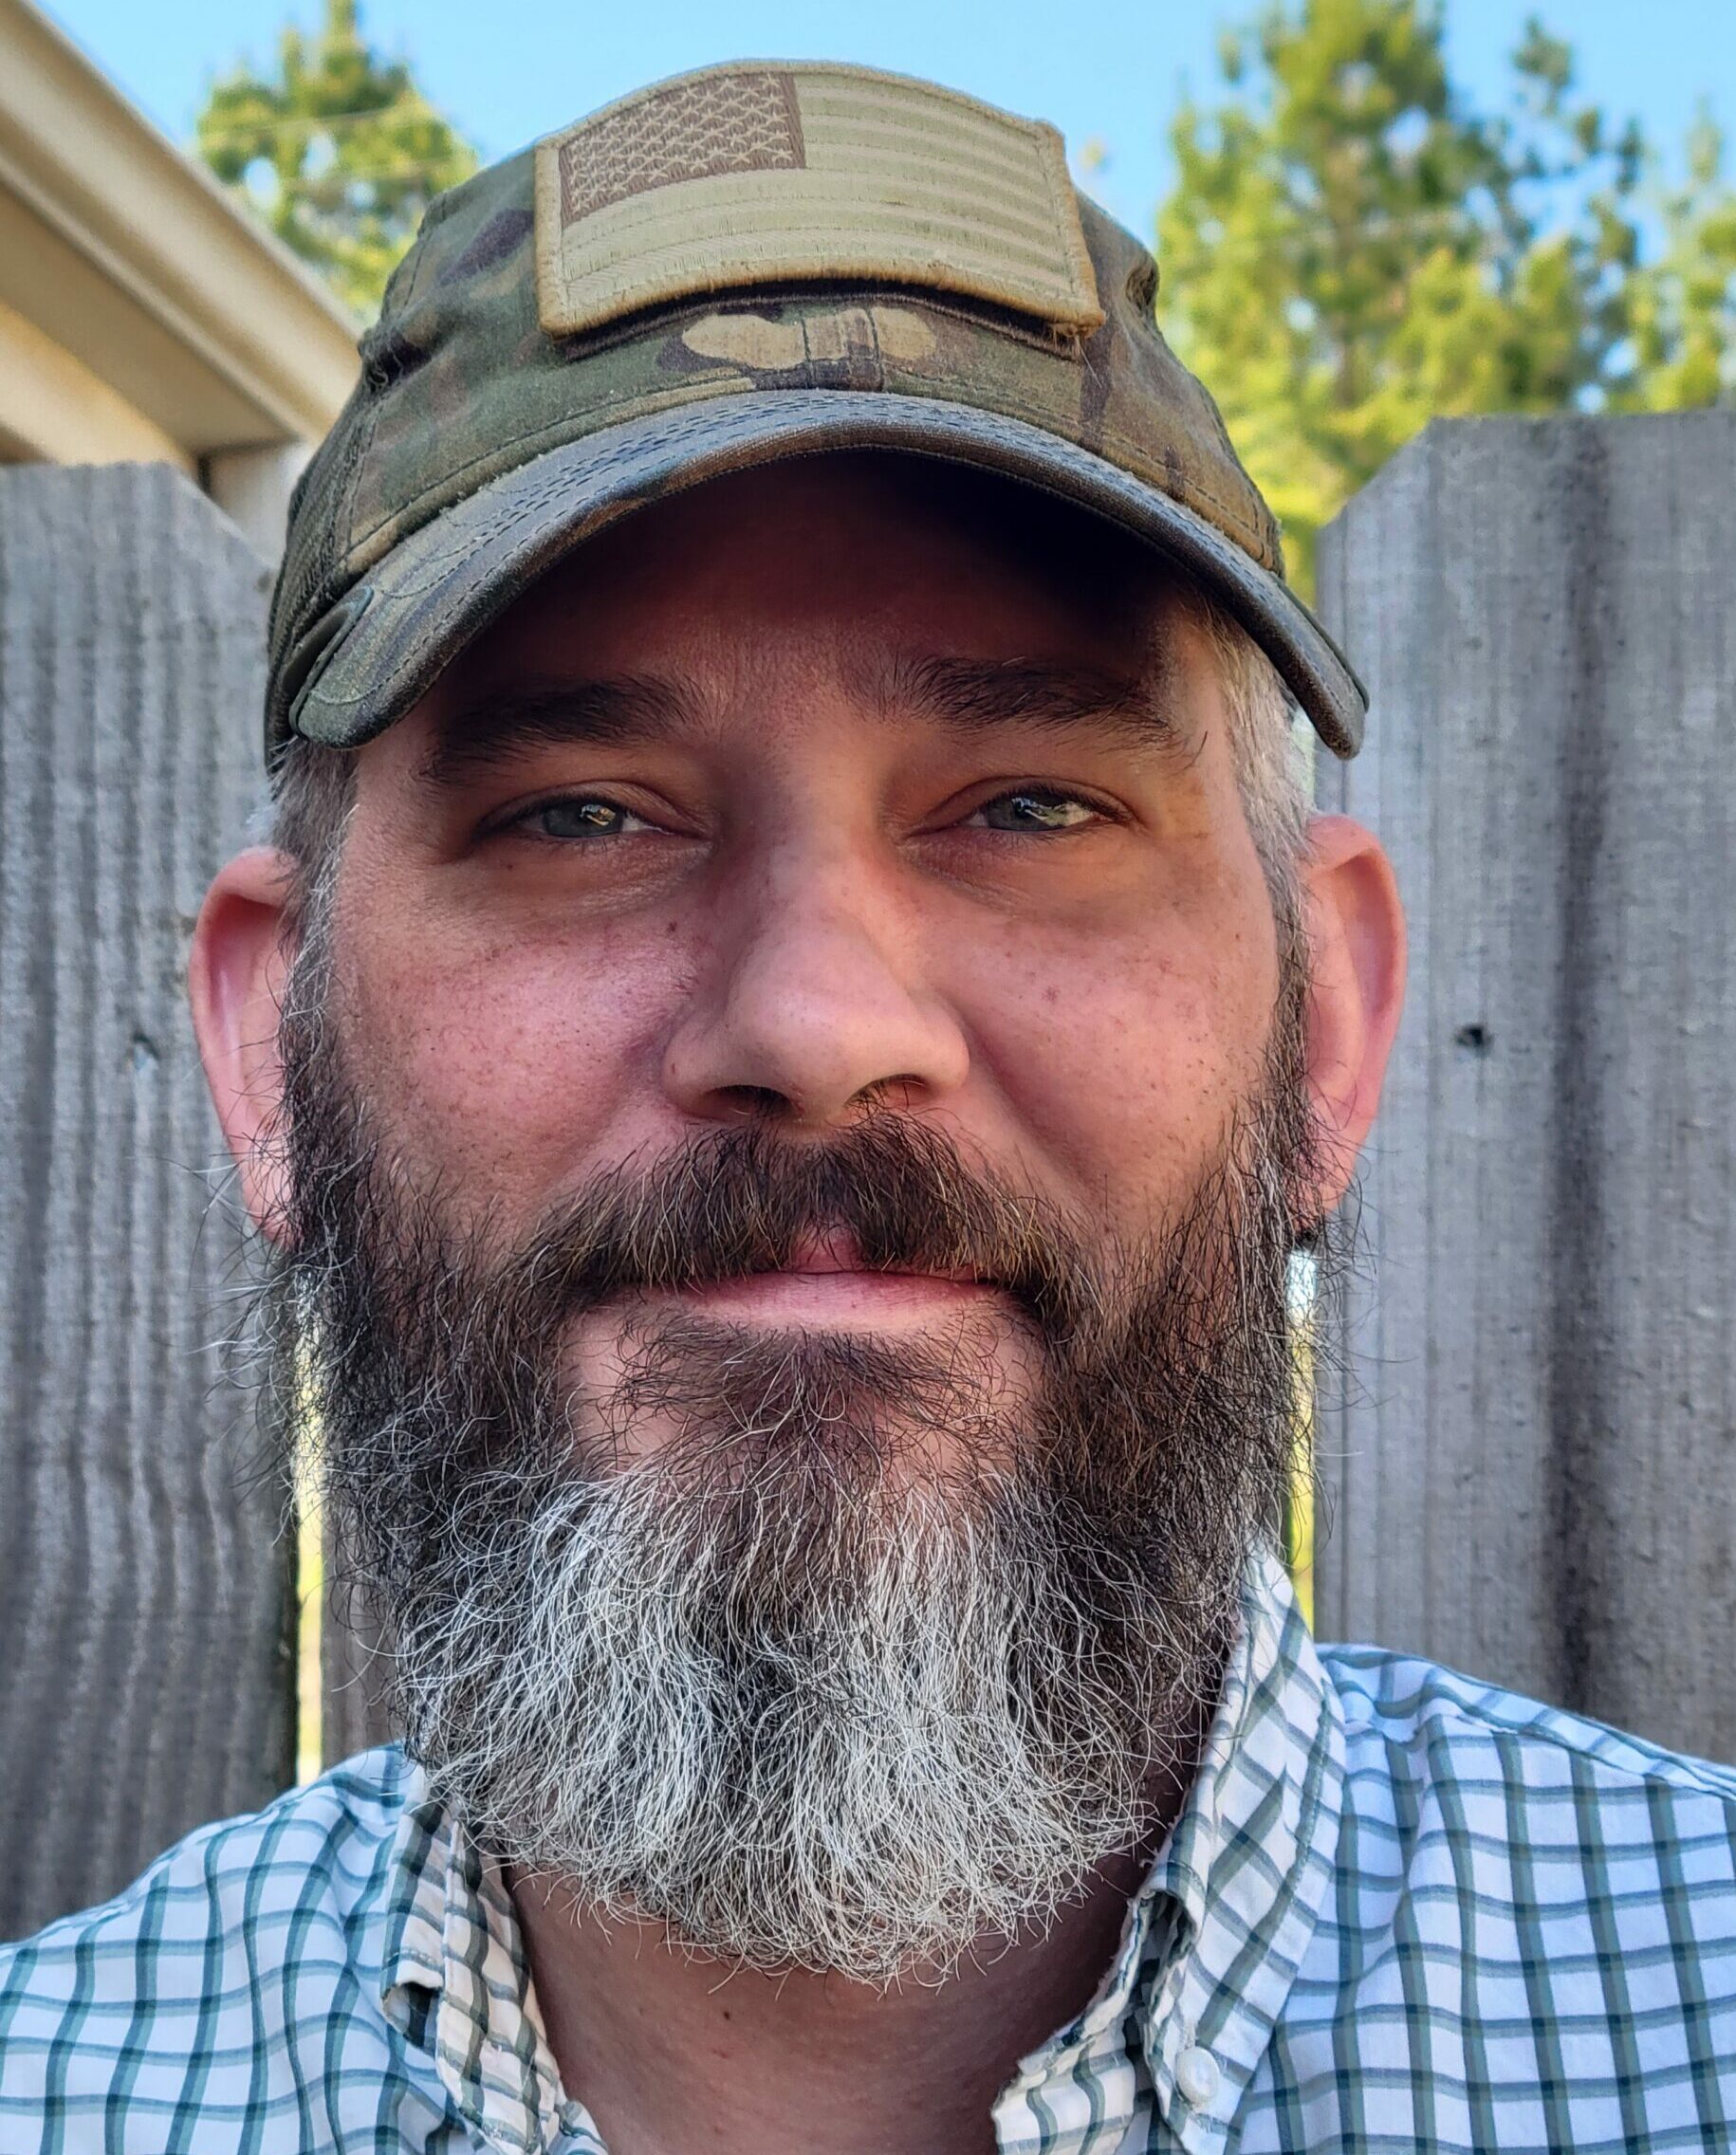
[508, 1727, 1207, 2155]
[513, 1856, 1140, 2155]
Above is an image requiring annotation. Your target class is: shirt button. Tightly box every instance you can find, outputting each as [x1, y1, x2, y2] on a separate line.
[1175, 2045, 1221, 2108]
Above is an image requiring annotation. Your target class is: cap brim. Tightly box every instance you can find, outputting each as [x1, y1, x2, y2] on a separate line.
[284, 388, 1365, 759]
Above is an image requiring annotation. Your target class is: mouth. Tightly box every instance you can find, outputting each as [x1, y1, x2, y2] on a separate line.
[646, 1231, 1002, 1330]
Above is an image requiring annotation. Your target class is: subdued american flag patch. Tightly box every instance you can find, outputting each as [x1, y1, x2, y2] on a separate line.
[533, 62, 1104, 341]
[556, 70, 806, 225]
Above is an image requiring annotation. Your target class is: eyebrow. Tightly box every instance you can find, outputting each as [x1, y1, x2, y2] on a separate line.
[417, 675, 705, 789]
[417, 650, 1180, 792]
[859, 653, 1179, 749]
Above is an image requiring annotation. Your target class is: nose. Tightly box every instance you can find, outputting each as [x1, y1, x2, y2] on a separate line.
[662, 845, 970, 1128]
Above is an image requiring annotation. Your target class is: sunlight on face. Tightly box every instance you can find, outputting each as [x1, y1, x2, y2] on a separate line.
[328, 454, 1281, 1469]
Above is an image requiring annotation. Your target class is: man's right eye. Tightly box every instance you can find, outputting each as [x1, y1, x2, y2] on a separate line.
[525, 797, 650, 840]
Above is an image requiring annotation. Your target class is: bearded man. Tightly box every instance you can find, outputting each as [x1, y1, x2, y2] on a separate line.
[4, 62, 1733, 2155]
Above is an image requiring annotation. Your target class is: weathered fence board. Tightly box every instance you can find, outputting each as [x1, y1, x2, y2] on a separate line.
[0, 464, 294, 1941]
[323, 1543, 395, 1764]
[1315, 414, 1736, 1761]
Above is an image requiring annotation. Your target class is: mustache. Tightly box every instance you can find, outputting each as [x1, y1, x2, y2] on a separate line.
[439, 1112, 1113, 1344]
[396, 1113, 1113, 1343]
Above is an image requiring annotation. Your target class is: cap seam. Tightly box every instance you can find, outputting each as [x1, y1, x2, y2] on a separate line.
[335, 375, 761, 586]
[326, 176, 443, 641]
[297, 398, 1351, 745]
[882, 371, 1269, 559]
[332, 373, 1270, 606]
[1029, 117, 1100, 329]
[553, 281, 1082, 365]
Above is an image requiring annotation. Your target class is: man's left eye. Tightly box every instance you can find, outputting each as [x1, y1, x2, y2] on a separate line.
[524, 797, 649, 840]
[965, 790, 1100, 833]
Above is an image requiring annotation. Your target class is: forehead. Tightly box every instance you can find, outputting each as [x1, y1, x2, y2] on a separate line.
[431, 451, 1195, 699]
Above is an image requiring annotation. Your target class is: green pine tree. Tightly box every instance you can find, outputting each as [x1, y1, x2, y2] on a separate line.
[196, 0, 477, 322]
[1153, 2, 1651, 591]
[1616, 107, 1736, 412]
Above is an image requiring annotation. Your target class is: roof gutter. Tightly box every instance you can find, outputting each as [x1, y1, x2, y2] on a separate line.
[0, 0, 359, 448]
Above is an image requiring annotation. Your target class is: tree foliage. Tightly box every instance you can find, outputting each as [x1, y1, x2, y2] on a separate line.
[1154, 1, 1734, 589]
[196, 0, 476, 321]
[1617, 110, 1736, 413]
[194, 0, 1735, 556]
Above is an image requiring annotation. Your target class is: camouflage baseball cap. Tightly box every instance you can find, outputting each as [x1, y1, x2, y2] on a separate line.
[268, 61, 1366, 765]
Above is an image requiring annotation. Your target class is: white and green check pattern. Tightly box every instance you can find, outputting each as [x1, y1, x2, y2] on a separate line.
[4, 1550, 1734, 2152]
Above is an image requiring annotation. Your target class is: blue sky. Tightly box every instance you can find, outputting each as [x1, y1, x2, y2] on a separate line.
[42, 0, 1734, 241]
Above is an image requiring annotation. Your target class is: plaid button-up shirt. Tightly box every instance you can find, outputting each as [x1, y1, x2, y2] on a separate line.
[4, 1549, 1734, 2152]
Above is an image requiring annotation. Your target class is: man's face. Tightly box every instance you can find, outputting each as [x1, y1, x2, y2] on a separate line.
[203, 454, 1399, 1983]
[326, 454, 1284, 1458]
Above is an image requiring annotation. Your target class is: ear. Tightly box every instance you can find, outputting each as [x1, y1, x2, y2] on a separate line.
[1298, 814, 1406, 1219]
[188, 846, 301, 1243]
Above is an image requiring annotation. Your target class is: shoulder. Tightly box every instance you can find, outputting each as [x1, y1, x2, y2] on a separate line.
[1317, 1640, 1736, 1984]
[0, 1747, 447, 2148]
[1322, 1640, 1736, 1814]
[0, 1745, 416, 1984]
[1247, 1649, 1736, 2148]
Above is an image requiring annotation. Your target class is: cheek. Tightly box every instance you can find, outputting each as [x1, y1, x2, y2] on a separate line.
[948, 883, 1278, 1219]
[338, 905, 684, 1202]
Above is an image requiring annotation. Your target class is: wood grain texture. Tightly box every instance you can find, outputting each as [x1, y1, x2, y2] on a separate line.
[1315, 414, 1736, 1760]
[0, 464, 295, 1941]
[322, 1526, 397, 1765]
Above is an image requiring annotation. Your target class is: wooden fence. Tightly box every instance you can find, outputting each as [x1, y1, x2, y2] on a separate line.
[0, 466, 291, 1943]
[1, 417, 1732, 1942]
[1314, 413, 1736, 1764]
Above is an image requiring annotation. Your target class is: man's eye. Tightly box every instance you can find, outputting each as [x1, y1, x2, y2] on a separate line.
[966, 790, 1100, 833]
[523, 797, 648, 841]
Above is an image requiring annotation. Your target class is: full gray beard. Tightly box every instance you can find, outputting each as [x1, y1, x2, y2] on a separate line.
[265, 947, 1320, 1983]
[393, 1451, 1214, 1982]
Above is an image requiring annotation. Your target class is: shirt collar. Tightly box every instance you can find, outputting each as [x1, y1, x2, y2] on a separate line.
[378, 1544, 1343, 2155]
[1136, 1544, 1346, 2151]
[380, 1785, 569, 2153]
[993, 1547, 1345, 2154]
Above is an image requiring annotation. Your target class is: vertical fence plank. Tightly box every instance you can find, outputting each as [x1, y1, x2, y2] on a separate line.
[1314, 414, 1736, 1760]
[322, 1528, 397, 1764]
[0, 464, 294, 1940]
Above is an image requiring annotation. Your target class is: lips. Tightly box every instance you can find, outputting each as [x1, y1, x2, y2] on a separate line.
[647, 1228, 997, 1326]
[780, 1228, 981, 1287]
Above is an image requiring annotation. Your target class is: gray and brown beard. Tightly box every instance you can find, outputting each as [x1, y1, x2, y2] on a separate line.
[263, 936, 1326, 1984]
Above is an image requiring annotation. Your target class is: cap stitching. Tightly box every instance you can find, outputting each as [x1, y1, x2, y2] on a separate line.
[1029, 118, 1099, 327]
[337, 375, 757, 582]
[555, 281, 1078, 364]
[325, 175, 446, 630]
[872, 372, 1269, 557]
[302, 403, 1335, 725]
[334, 369, 1269, 602]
